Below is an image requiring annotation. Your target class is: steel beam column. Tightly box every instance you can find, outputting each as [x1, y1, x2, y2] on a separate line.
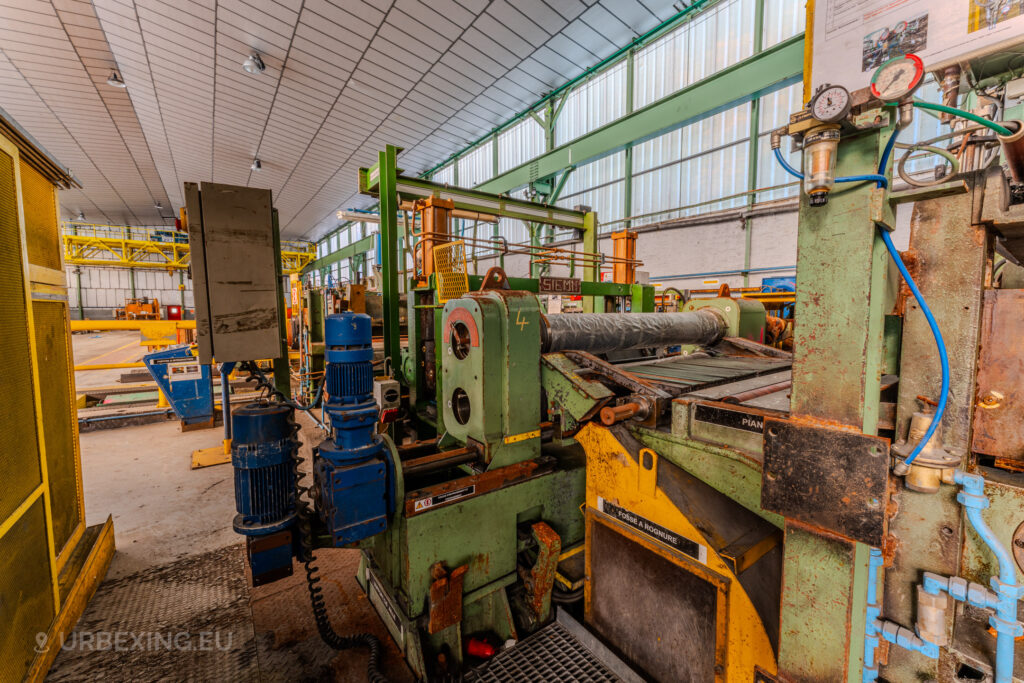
[378, 145, 402, 380]
[780, 129, 893, 682]
[475, 36, 804, 195]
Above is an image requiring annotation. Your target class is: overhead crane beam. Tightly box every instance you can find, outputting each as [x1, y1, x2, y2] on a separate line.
[61, 223, 314, 275]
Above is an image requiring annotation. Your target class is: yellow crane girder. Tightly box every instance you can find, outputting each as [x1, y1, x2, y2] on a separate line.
[61, 223, 314, 274]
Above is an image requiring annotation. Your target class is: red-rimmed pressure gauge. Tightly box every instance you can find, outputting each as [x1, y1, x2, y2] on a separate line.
[870, 54, 925, 103]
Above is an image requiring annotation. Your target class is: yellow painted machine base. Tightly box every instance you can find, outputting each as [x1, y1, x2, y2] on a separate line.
[576, 423, 778, 681]
[191, 439, 232, 469]
[26, 515, 115, 682]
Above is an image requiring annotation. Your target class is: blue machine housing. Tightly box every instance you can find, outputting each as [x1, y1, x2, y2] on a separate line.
[143, 345, 215, 426]
[314, 312, 393, 546]
[231, 402, 299, 585]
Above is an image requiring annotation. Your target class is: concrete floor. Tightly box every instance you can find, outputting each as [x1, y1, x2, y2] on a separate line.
[72, 330, 147, 390]
[52, 332, 415, 681]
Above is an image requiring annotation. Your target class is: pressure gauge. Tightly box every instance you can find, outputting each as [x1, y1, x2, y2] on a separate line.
[809, 84, 851, 123]
[870, 54, 925, 103]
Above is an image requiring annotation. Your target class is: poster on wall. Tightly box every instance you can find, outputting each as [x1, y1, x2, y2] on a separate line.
[811, 0, 1024, 93]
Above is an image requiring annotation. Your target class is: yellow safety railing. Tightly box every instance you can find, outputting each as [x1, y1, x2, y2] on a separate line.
[61, 222, 315, 274]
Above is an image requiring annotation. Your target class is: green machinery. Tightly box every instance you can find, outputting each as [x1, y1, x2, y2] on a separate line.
[299, 33, 1024, 680]
[497, 44, 1024, 683]
[319, 148, 773, 678]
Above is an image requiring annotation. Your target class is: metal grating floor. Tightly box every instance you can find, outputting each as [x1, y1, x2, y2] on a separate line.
[466, 619, 622, 683]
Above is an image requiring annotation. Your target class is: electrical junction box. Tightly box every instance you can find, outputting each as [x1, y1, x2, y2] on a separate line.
[184, 182, 282, 364]
[374, 377, 401, 423]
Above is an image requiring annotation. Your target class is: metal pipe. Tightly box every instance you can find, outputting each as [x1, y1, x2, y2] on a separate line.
[600, 402, 641, 426]
[542, 310, 726, 354]
[954, 471, 1022, 683]
[721, 380, 791, 404]
[997, 120, 1024, 184]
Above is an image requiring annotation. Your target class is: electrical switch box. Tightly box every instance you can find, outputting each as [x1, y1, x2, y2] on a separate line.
[184, 182, 283, 364]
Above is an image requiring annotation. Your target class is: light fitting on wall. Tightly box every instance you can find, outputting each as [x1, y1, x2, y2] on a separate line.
[242, 53, 265, 74]
[106, 71, 126, 88]
[251, 158, 262, 171]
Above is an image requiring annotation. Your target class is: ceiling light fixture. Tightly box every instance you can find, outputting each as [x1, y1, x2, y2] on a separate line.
[106, 70, 126, 88]
[242, 53, 265, 75]
[75, 211, 85, 221]
[251, 158, 262, 171]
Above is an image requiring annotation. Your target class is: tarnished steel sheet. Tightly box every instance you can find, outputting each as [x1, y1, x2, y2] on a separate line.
[623, 355, 790, 392]
[761, 418, 890, 546]
[972, 289, 1024, 461]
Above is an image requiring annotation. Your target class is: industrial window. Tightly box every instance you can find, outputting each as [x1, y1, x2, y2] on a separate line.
[497, 188, 532, 246]
[338, 227, 350, 249]
[498, 116, 545, 174]
[554, 61, 627, 147]
[433, 164, 454, 185]
[329, 233, 338, 253]
[457, 141, 494, 188]
[762, 0, 806, 48]
[755, 82, 803, 203]
[633, 0, 756, 110]
[631, 104, 751, 222]
[557, 151, 626, 235]
[900, 77, 944, 176]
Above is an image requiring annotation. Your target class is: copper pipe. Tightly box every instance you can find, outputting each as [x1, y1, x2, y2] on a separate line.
[600, 402, 641, 426]
[998, 121, 1024, 183]
[721, 380, 792, 404]
[939, 66, 961, 125]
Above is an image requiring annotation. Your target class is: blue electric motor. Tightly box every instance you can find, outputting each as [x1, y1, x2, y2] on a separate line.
[314, 312, 392, 546]
[231, 402, 298, 585]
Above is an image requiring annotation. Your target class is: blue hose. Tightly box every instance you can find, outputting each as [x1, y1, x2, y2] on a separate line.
[877, 231, 949, 464]
[771, 147, 888, 186]
[772, 130, 951, 466]
[874, 129, 949, 466]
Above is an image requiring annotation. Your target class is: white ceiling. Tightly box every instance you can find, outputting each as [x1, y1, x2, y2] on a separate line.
[0, 0, 682, 238]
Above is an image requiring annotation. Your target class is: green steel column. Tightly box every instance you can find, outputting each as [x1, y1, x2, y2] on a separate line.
[743, 96, 761, 287]
[129, 268, 136, 298]
[581, 212, 597, 313]
[271, 209, 290, 398]
[378, 145, 402, 380]
[881, 182, 986, 681]
[75, 267, 84, 320]
[780, 129, 892, 682]
[743, 0, 765, 288]
[492, 132, 499, 178]
[624, 49, 634, 231]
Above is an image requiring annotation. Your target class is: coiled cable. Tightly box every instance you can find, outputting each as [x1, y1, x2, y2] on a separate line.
[286, 410, 390, 683]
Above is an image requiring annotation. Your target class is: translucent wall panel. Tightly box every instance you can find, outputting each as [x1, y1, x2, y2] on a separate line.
[498, 189, 532, 245]
[557, 152, 626, 234]
[632, 104, 751, 222]
[900, 77, 944, 176]
[499, 117, 545, 173]
[756, 81, 803, 202]
[433, 163, 454, 185]
[762, 0, 805, 48]
[633, 0, 756, 110]
[457, 142, 494, 187]
[555, 62, 627, 146]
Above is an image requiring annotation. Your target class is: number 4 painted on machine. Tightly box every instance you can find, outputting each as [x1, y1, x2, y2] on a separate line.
[515, 310, 529, 331]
